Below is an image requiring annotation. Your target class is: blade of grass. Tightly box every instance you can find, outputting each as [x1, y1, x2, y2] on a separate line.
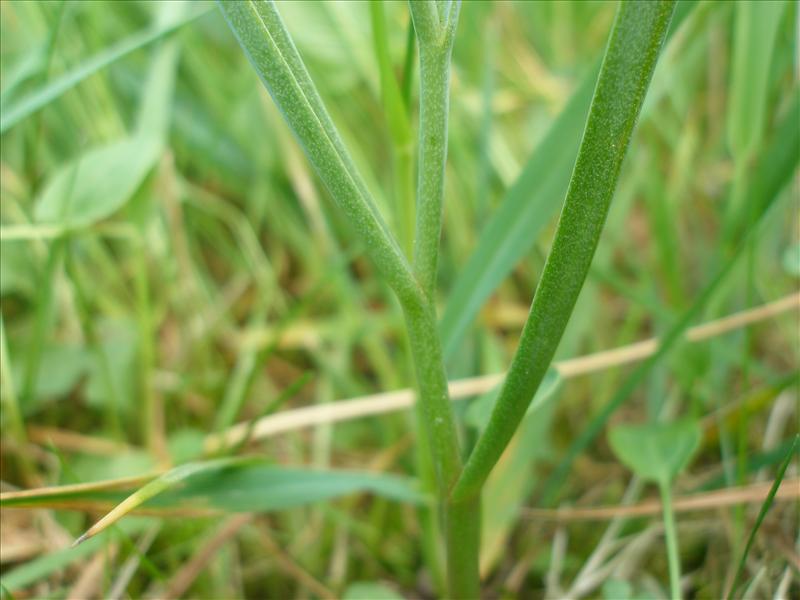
[72, 458, 245, 546]
[726, 435, 798, 600]
[451, 0, 678, 504]
[0, 5, 211, 134]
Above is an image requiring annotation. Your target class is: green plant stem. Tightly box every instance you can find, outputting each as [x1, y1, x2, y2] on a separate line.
[659, 481, 682, 600]
[401, 301, 462, 494]
[445, 495, 480, 600]
[134, 238, 157, 452]
[410, 1, 459, 300]
[217, 0, 463, 499]
[413, 46, 451, 299]
[451, 0, 677, 505]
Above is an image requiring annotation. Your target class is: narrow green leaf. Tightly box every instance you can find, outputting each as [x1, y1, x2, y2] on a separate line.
[727, 435, 799, 600]
[451, 0, 677, 503]
[0, 5, 211, 134]
[609, 420, 701, 486]
[73, 458, 245, 545]
[727, 0, 787, 158]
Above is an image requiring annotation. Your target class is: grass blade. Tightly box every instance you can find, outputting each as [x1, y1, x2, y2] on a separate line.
[726, 435, 798, 600]
[0, 5, 211, 134]
[72, 458, 245, 546]
[451, 0, 677, 503]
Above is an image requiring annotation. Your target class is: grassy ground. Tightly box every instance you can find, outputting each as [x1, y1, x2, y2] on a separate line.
[0, 1, 798, 598]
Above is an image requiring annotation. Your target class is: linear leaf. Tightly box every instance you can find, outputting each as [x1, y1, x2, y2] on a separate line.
[0, 5, 211, 134]
[452, 0, 678, 503]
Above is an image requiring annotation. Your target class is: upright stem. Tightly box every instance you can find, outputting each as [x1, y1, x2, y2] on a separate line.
[414, 44, 451, 299]
[659, 482, 682, 600]
[408, 4, 478, 596]
[445, 495, 481, 599]
[401, 300, 461, 495]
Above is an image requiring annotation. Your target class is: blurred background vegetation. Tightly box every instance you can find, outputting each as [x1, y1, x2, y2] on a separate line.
[0, 1, 798, 598]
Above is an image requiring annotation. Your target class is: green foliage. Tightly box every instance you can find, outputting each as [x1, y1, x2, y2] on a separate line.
[34, 136, 161, 227]
[343, 582, 405, 600]
[609, 420, 701, 486]
[0, 5, 210, 134]
[727, 0, 787, 158]
[1, 0, 797, 596]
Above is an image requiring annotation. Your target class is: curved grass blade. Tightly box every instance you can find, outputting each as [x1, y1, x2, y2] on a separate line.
[439, 1, 697, 361]
[0, 5, 211, 134]
[72, 458, 245, 546]
[67, 458, 424, 546]
[726, 435, 798, 600]
[451, 0, 678, 503]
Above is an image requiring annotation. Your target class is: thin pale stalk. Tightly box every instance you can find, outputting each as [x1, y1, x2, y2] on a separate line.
[659, 482, 682, 600]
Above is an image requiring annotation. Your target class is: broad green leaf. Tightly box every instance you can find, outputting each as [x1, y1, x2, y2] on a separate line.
[34, 135, 161, 227]
[608, 419, 701, 486]
[11, 343, 91, 411]
[343, 582, 405, 600]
